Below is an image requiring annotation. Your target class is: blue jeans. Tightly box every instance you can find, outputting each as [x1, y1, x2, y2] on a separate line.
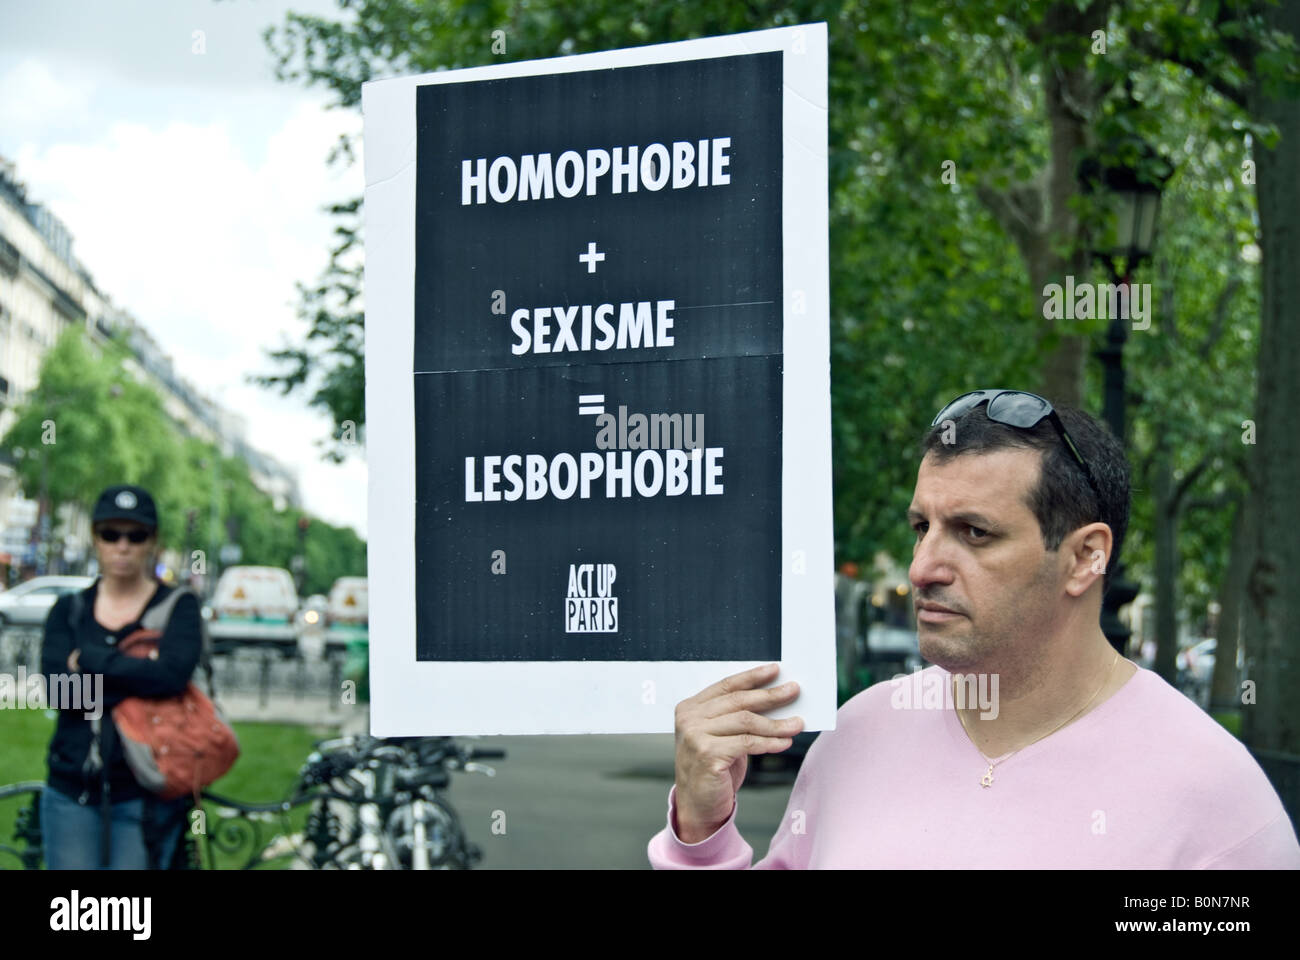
[40, 785, 190, 869]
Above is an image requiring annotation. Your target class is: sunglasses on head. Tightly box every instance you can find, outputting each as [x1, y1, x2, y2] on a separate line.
[97, 528, 151, 544]
[930, 389, 1102, 501]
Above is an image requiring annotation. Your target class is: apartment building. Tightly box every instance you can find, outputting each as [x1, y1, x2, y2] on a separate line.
[0, 155, 300, 576]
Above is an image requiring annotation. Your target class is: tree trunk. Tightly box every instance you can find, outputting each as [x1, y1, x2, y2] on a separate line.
[1241, 0, 1300, 755]
[977, 1, 1109, 409]
[1026, 247, 1088, 408]
[1210, 496, 1253, 715]
[1037, 335, 1087, 408]
[1035, 3, 1102, 408]
[1152, 449, 1179, 685]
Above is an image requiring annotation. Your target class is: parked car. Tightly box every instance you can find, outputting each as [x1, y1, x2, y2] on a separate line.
[0, 576, 94, 628]
[1176, 637, 1216, 677]
[1176, 637, 1218, 708]
[864, 625, 925, 680]
[206, 566, 300, 656]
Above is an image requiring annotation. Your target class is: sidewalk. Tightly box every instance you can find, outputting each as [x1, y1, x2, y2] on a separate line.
[218, 692, 369, 734]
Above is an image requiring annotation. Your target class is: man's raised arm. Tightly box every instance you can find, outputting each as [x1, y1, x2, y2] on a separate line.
[647, 663, 805, 869]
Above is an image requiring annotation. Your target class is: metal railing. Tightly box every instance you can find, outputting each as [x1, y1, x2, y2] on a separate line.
[0, 626, 353, 708]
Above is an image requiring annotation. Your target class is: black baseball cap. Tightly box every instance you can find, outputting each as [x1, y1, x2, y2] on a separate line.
[92, 485, 158, 530]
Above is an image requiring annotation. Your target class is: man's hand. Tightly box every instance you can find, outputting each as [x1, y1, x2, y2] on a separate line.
[672, 663, 803, 843]
[67, 649, 80, 672]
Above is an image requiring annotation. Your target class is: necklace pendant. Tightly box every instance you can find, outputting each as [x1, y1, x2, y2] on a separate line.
[980, 765, 994, 788]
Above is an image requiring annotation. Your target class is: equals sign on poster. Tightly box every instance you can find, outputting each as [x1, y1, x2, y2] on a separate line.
[578, 394, 605, 415]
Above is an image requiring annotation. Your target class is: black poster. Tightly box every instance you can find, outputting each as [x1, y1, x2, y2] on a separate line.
[414, 52, 783, 661]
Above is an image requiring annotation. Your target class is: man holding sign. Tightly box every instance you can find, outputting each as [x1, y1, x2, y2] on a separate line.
[649, 393, 1300, 868]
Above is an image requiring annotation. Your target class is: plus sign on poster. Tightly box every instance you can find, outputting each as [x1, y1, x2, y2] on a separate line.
[365, 24, 833, 735]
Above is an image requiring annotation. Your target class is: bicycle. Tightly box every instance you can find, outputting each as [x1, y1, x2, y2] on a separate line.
[276, 735, 505, 869]
[0, 735, 505, 870]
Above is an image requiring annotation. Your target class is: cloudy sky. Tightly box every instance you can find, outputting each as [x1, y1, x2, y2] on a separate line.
[0, 0, 370, 536]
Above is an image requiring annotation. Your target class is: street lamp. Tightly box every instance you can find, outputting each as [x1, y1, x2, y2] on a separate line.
[293, 515, 310, 595]
[1078, 134, 1174, 656]
[11, 436, 58, 576]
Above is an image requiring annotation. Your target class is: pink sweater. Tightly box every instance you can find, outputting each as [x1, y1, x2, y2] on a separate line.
[648, 665, 1300, 869]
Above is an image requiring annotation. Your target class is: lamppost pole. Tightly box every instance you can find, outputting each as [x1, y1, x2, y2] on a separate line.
[1096, 268, 1140, 657]
[294, 515, 309, 595]
[36, 443, 50, 576]
[1079, 128, 1174, 658]
[1099, 283, 1130, 447]
[209, 453, 220, 590]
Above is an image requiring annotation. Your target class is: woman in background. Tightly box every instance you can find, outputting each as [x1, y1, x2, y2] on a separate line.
[40, 484, 201, 869]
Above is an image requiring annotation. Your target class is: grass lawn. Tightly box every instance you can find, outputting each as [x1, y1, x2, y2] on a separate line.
[0, 711, 339, 869]
[1211, 710, 1244, 739]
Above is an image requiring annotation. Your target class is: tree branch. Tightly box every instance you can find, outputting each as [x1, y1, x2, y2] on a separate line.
[994, 34, 1023, 106]
[974, 178, 1044, 256]
[1135, 444, 1157, 485]
[1173, 453, 1213, 508]
[1159, 254, 1178, 343]
[1199, 219, 1243, 361]
[1128, 30, 1249, 109]
[1199, 273, 1242, 360]
[1186, 488, 1239, 513]
[1052, 61, 1094, 123]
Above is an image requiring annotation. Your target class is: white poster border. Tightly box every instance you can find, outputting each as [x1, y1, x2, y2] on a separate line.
[363, 22, 834, 735]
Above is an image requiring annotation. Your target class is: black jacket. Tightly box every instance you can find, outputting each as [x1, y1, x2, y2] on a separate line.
[41, 579, 202, 804]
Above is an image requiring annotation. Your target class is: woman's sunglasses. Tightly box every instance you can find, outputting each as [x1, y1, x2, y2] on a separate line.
[931, 389, 1102, 501]
[97, 528, 152, 544]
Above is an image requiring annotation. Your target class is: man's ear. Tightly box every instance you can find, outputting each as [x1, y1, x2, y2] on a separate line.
[1064, 522, 1113, 598]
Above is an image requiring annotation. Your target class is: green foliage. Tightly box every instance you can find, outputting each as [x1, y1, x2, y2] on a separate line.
[1117, 117, 1259, 619]
[259, 0, 1291, 621]
[301, 519, 368, 596]
[2, 331, 182, 536]
[207, 453, 366, 595]
[1, 330, 365, 591]
[1211, 708, 1244, 739]
[252, 198, 364, 464]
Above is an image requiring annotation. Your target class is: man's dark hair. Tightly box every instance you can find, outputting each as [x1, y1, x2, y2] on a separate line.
[919, 400, 1131, 590]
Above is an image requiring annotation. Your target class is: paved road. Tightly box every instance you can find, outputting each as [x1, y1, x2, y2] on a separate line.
[445, 734, 799, 869]
[211, 691, 805, 869]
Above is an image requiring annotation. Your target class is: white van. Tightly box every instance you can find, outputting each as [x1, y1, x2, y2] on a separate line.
[208, 565, 300, 654]
[327, 576, 368, 626]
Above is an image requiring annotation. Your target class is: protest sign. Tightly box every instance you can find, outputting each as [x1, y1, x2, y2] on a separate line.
[365, 23, 833, 734]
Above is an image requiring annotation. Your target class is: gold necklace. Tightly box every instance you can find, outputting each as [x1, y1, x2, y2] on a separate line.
[955, 651, 1119, 788]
